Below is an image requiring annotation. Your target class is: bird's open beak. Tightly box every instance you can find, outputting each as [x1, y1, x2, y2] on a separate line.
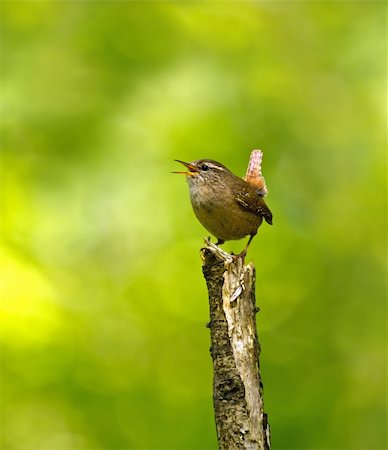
[172, 160, 199, 176]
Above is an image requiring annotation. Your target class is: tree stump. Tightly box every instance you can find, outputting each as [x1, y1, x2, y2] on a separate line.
[201, 239, 270, 450]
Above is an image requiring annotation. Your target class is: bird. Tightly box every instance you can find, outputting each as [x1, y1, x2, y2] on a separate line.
[173, 156, 272, 256]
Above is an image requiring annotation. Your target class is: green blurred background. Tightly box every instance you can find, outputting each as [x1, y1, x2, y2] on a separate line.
[0, 1, 386, 449]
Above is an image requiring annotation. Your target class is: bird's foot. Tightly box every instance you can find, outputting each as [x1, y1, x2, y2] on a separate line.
[231, 249, 247, 261]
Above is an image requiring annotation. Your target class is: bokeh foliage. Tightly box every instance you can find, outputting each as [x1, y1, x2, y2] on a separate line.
[0, 1, 386, 449]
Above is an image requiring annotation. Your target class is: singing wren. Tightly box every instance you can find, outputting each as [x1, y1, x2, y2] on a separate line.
[173, 153, 272, 256]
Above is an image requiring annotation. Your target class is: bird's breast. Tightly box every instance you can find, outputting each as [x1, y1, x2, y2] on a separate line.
[188, 184, 261, 241]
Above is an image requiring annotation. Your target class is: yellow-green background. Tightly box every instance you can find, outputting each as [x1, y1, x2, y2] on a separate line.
[0, 1, 386, 449]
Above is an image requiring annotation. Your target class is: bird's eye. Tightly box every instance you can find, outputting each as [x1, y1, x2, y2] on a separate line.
[201, 164, 209, 171]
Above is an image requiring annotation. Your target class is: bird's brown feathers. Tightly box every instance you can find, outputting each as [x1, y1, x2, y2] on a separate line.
[236, 186, 273, 225]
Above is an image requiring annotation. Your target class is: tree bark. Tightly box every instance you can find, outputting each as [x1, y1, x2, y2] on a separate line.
[201, 239, 271, 450]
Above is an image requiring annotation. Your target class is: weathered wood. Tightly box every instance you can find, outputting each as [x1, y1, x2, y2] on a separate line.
[201, 239, 270, 450]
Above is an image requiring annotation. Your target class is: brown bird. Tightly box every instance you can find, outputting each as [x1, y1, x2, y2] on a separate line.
[173, 157, 272, 256]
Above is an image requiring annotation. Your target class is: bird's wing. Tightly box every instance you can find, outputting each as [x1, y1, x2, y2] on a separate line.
[236, 188, 273, 225]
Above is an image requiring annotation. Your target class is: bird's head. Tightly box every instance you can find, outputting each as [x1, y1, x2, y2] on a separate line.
[173, 159, 232, 187]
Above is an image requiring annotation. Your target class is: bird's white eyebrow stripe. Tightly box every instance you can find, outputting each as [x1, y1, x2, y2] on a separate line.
[207, 163, 224, 171]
